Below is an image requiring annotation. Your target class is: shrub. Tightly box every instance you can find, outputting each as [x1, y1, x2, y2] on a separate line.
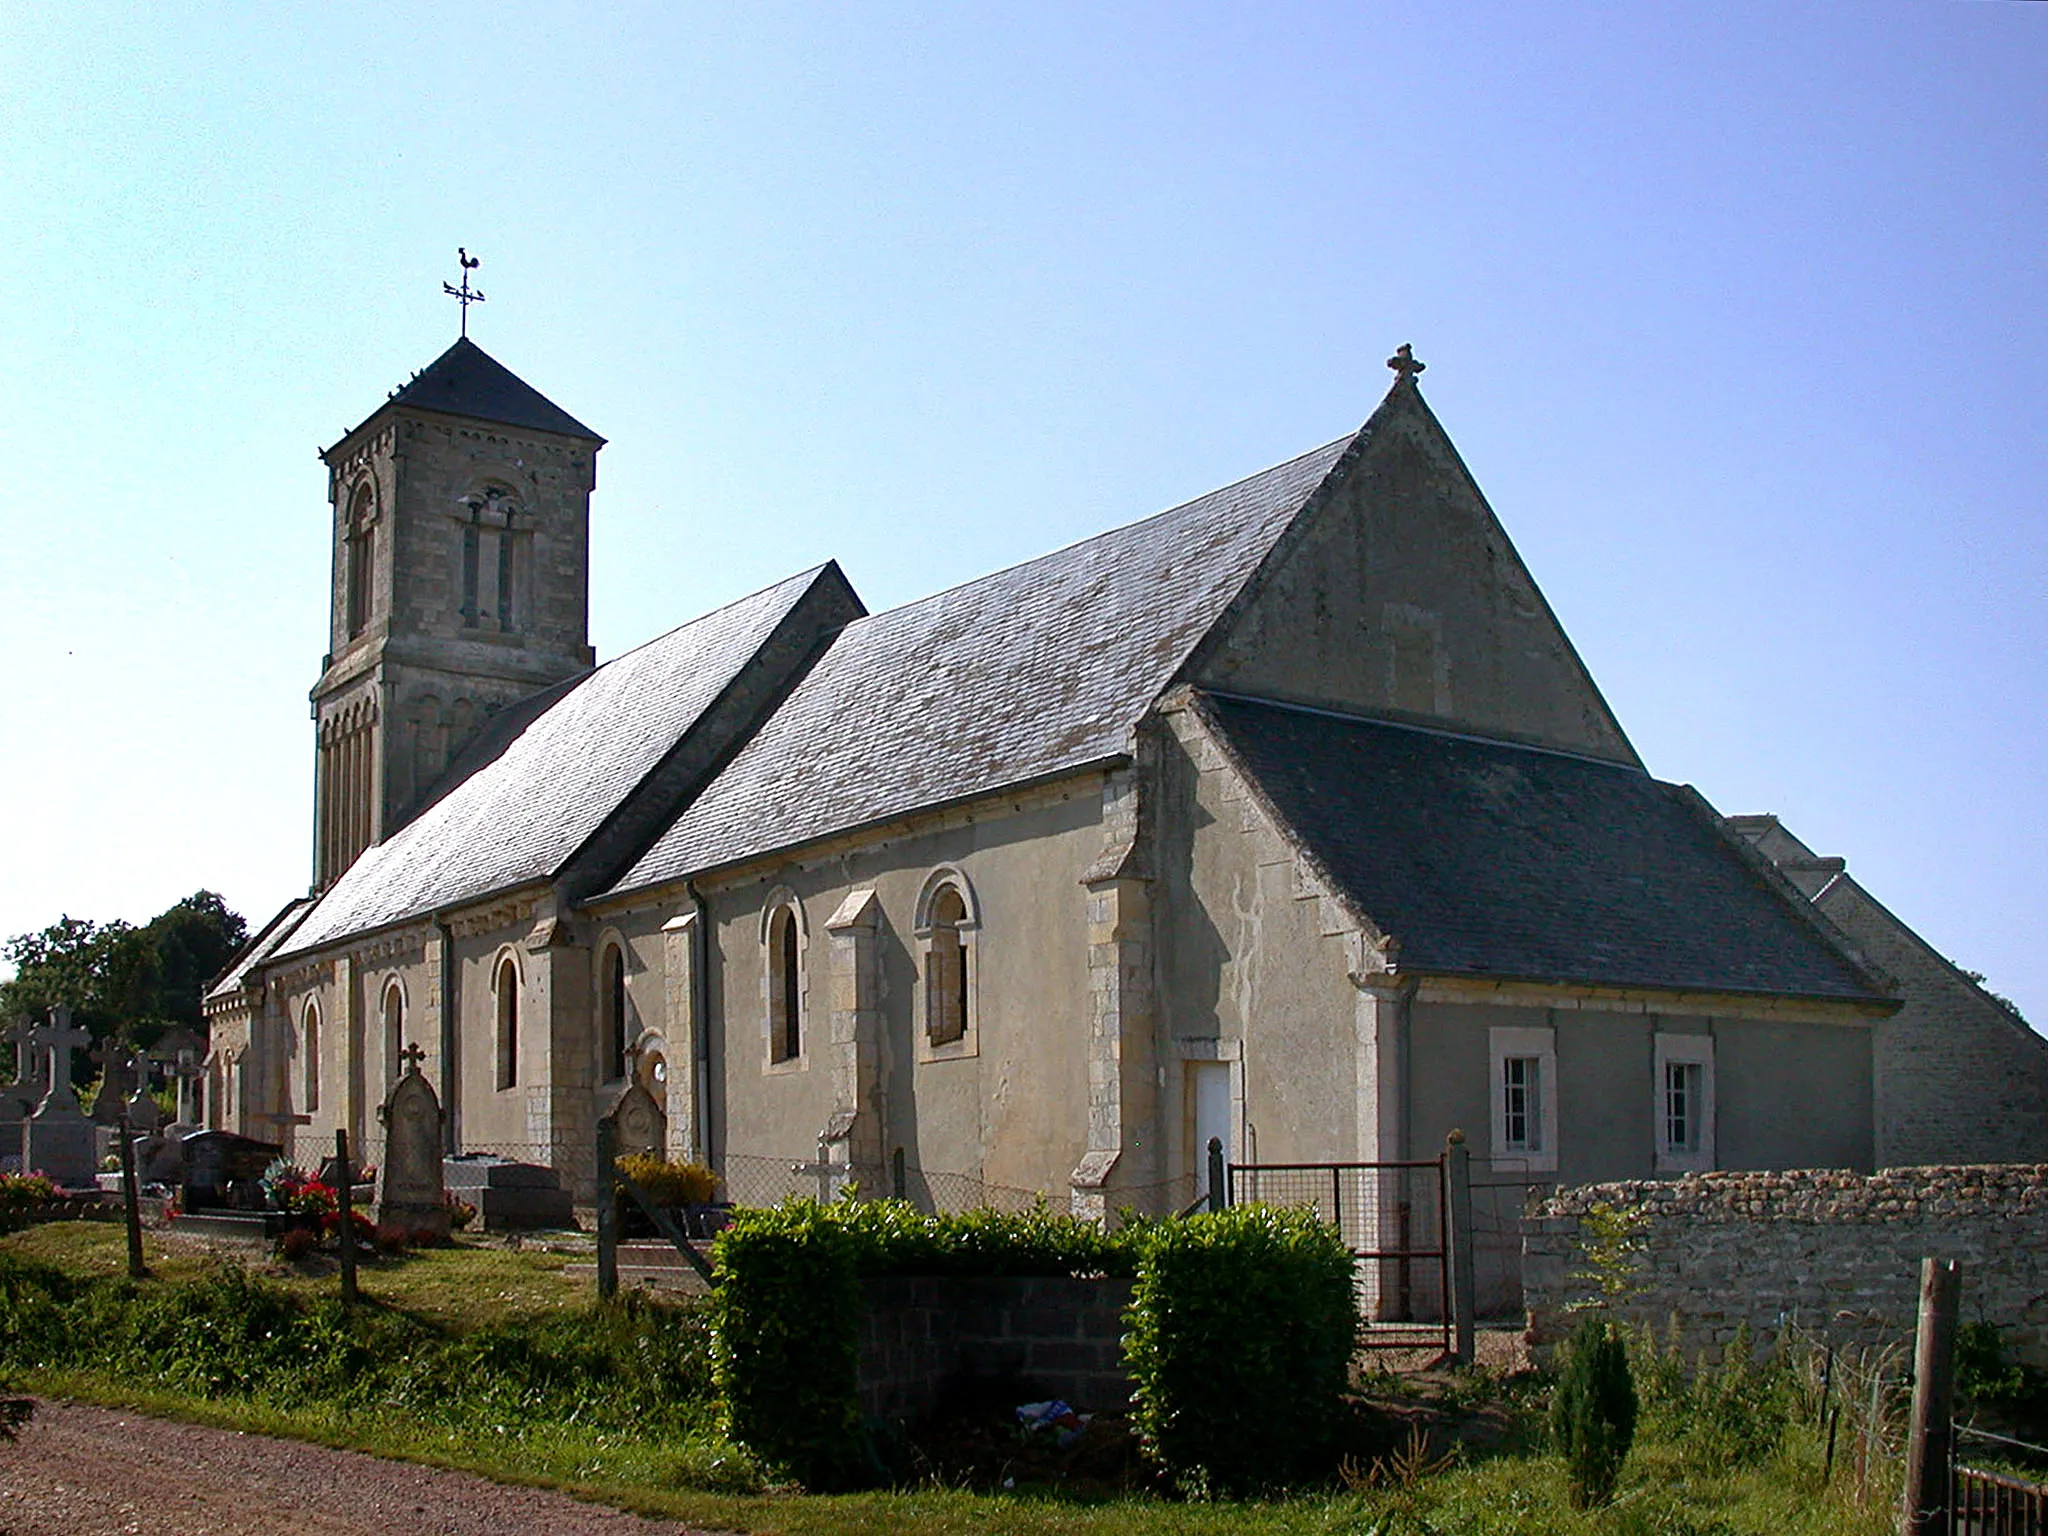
[0, 1173, 54, 1231]
[1550, 1314, 1637, 1508]
[277, 1226, 320, 1262]
[617, 1154, 720, 1208]
[709, 1199, 867, 1490]
[1123, 1203, 1358, 1496]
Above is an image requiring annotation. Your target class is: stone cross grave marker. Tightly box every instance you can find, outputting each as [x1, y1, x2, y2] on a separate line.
[24, 1007, 100, 1187]
[88, 1038, 141, 1126]
[377, 1043, 448, 1240]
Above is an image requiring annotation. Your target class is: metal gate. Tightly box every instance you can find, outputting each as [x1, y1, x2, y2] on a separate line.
[1227, 1156, 1451, 1352]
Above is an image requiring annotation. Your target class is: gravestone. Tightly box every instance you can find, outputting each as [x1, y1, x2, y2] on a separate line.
[88, 1039, 141, 1127]
[609, 1080, 666, 1160]
[0, 1018, 45, 1173]
[377, 1044, 449, 1240]
[23, 1007, 100, 1188]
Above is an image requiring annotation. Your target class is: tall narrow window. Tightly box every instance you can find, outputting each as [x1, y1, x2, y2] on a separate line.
[461, 509, 481, 627]
[302, 1000, 321, 1114]
[496, 509, 516, 631]
[382, 981, 404, 1087]
[1501, 1057, 1540, 1152]
[1653, 1033, 1715, 1172]
[1488, 1025, 1557, 1173]
[495, 956, 519, 1090]
[926, 887, 968, 1046]
[604, 944, 628, 1081]
[768, 906, 801, 1063]
[345, 485, 375, 638]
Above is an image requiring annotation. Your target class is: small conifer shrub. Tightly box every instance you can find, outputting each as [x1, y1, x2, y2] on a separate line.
[1550, 1313, 1637, 1507]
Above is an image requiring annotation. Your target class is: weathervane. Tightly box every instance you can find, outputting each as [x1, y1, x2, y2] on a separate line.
[443, 248, 486, 338]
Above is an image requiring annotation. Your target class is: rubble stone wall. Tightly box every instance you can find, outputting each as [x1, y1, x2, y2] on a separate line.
[1523, 1165, 2048, 1365]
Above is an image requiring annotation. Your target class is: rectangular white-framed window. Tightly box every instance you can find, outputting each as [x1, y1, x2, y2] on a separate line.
[1488, 1025, 1558, 1173]
[1653, 1032, 1716, 1172]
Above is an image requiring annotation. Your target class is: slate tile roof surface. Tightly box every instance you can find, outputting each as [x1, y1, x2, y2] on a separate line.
[278, 567, 836, 957]
[1200, 693, 1885, 1002]
[205, 897, 318, 1002]
[358, 337, 603, 443]
[609, 436, 1352, 894]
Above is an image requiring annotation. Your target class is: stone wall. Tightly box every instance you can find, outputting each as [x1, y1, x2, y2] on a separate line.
[857, 1275, 1132, 1423]
[1524, 1166, 2048, 1365]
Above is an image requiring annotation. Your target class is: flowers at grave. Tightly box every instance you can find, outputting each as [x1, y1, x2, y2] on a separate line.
[260, 1159, 338, 1218]
[615, 1153, 720, 1207]
[443, 1191, 478, 1231]
[323, 1206, 374, 1244]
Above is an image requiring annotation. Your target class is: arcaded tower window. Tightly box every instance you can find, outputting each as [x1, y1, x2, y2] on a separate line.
[345, 485, 376, 638]
[603, 943, 629, 1081]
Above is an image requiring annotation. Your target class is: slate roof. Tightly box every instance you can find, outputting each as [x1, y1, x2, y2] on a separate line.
[278, 567, 841, 957]
[609, 436, 1352, 894]
[1198, 693, 1888, 1002]
[358, 337, 603, 443]
[205, 897, 317, 1003]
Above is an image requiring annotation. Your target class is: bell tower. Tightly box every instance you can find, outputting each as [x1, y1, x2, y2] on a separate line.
[311, 336, 603, 888]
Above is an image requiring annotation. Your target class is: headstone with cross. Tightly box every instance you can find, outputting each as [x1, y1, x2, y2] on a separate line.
[377, 1042, 449, 1239]
[0, 1019, 40, 1173]
[24, 1007, 99, 1187]
[89, 1037, 142, 1126]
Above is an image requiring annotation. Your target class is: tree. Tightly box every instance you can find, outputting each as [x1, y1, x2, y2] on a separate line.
[0, 891, 247, 1077]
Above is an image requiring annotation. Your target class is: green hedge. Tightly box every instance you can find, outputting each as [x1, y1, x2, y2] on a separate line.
[708, 1197, 1357, 1494]
[1124, 1204, 1358, 1495]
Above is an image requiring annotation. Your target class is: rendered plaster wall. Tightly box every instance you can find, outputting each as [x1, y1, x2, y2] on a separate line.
[1151, 707, 1363, 1181]
[673, 784, 1107, 1206]
[1716, 1017, 1872, 1173]
[1523, 1166, 2048, 1366]
[1729, 817, 2048, 1166]
[1191, 387, 1635, 765]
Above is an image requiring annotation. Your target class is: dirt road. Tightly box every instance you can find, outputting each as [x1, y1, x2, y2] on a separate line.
[0, 1399, 725, 1536]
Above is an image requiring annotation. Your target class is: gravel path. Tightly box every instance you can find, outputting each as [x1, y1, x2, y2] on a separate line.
[0, 1399, 728, 1536]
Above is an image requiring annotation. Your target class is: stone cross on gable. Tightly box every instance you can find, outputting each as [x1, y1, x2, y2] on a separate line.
[398, 1041, 428, 1075]
[1386, 343, 1426, 383]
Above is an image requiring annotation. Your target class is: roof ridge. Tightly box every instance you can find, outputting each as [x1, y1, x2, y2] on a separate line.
[1195, 689, 1652, 775]
[594, 563, 841, 669]
[850, 435, 1350, 627]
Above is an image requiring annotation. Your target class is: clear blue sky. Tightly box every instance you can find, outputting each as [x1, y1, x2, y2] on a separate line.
[2, 5, 2043, 1025]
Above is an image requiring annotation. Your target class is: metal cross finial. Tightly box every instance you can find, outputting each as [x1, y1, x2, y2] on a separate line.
[399, 1041, 428, 1074]
[1387, 343, 1426, 384]
[443, 248, 486, 339]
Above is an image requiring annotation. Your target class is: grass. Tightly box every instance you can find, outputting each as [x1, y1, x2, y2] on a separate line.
[0, 1223, 1903, 1535]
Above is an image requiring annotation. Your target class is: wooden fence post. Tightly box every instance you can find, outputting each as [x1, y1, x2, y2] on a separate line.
[335, 1128, 358, 1308]
[1444, 1130, 1476, 1367]
[117, 1108, 146, 1280]
[595, 1114, 619, 1300]
[1901, 1256, 1960, 1536]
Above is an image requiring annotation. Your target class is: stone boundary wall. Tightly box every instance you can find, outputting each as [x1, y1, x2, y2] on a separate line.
[858, 1275, 1133, 1422]
[1523, 1165, 2048, 1366]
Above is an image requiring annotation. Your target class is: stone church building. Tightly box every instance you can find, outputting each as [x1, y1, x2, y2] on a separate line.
[203, 336, 2048, 1224]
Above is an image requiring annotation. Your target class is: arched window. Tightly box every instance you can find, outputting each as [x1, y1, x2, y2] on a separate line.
[301, 999, 321, 1114]
[927, 886, 968, 1045]
[603, 943, 629, 1081]
[495, 954, 519, 1091]
[915, 868, 981, 1060]
[345, 485, 375, 638]
[768, 904, 802, 1064]
[382, 979, 405, 1087]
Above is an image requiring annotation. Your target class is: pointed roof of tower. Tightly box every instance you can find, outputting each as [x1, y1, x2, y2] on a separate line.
[374, 336, 604, 443]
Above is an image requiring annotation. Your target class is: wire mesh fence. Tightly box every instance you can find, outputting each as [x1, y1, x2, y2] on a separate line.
[1229, 1159, 1448, 1331]
[1470, 1170, 1554, 1321]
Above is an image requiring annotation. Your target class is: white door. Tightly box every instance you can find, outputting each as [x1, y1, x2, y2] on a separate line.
[1190, 1061, 1232, 1201]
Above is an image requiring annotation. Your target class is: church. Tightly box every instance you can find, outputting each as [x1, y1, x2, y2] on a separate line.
[203, 332, 2048, 1234]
